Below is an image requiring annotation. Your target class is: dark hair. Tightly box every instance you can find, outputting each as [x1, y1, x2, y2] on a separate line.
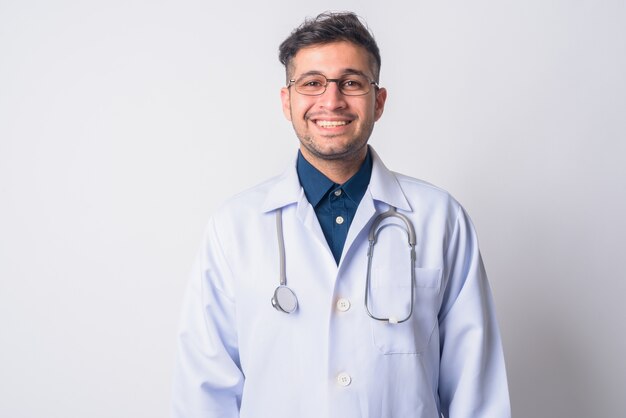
[278, 12, 381, 82]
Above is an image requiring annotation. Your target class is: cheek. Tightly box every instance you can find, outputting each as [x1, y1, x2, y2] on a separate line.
[292, 102, 311, 121]
[365, 102, 380, 121]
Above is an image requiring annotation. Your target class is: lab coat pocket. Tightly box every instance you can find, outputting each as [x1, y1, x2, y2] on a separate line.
[370, 267, 442, 354]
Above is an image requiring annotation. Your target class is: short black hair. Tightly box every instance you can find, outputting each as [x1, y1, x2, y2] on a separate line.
[278, 12, 381, 83]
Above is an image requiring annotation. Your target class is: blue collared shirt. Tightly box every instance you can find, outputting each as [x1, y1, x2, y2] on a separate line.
[296, 150, 372, 264]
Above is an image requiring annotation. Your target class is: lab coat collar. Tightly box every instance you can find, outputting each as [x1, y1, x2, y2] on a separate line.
[261, 146, 412, 213]
[260, 154, 303, 212]
[367, 147, 412, 212]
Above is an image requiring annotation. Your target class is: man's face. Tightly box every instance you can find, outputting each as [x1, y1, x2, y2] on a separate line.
[280, 41, 387, 165]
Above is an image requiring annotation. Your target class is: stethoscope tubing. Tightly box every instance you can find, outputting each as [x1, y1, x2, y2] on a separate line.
[272, 206, 417, 323]
[272, 207, 298, 313]
[276, 207, 287, 287]
[364, 209, 417, 323]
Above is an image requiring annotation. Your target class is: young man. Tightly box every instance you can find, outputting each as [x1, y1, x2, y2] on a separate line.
[171, 12, 510, 418]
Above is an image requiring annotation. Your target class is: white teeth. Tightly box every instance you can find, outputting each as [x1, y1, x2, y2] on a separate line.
[316, 120, 349, 127]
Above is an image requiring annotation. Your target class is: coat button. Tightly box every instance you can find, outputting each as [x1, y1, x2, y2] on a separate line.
[337, 372, 352, 386]
[335, 216, 344, 224]
[336, 298, 351, 312]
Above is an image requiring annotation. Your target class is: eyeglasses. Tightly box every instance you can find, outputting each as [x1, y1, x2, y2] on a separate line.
[288, 73, 378, 96]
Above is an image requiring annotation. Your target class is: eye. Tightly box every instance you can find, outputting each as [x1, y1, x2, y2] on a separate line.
[341, 78, 365, 90]
[297, 76, 325, 89]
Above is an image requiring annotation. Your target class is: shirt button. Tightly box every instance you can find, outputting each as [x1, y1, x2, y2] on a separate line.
[334, 189, 342, 196]
[337, 372, 352, 387]
[335, 216, 344, 225]
[336, 298, 351, 312]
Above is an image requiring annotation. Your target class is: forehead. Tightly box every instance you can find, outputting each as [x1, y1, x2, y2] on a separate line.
[290, 41, 373, 77]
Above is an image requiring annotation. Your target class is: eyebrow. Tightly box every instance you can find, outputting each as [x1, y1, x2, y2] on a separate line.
[294, 68, 371, 80]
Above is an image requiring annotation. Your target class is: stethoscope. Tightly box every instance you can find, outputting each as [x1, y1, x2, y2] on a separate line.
[271, 206, 417, 324]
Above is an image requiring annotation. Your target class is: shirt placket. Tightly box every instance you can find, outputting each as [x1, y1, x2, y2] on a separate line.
[329, 187, 348, 262]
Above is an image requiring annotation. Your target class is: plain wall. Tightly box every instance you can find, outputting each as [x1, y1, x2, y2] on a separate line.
[1, 1, 625, 417]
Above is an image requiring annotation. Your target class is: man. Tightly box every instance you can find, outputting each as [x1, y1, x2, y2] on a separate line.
[171, 12, 510, 418]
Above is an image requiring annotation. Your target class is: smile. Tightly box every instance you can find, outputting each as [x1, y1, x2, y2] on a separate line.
[314, 120, 352, 128]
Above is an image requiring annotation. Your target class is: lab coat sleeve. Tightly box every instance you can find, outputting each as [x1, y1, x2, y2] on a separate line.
[171, 217, 244, 418]
[438, 206, 511, 418]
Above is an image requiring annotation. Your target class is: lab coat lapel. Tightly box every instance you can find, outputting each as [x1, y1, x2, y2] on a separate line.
[340, 193, 376, 266]
[295, 192, 335, 260]
[261, 157, 335, 264]
[262, 147, 412, 268]
[340, 147, 412, 265]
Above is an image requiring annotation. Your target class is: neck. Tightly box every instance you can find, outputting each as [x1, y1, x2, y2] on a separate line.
[300, 147, 367, 184]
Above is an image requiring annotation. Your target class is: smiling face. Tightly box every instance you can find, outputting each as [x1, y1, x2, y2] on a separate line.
[281, 41, 387, 169]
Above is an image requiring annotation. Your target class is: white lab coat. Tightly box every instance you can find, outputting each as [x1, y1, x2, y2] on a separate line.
[171, 147, 510, 418]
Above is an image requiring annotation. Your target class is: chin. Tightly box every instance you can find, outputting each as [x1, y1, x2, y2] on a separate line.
[309, 145, 367, 161]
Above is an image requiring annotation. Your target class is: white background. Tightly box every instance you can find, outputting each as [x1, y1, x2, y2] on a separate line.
[1, 1, 625, 417]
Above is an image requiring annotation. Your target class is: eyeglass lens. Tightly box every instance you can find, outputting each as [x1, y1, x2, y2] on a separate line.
[293, 74, 373, 96]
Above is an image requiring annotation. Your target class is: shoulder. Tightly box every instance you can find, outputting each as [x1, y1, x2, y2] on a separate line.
[369, 147, 462, 218]
[394, 172, 454, 199]
[393, 171, 462, 215]
[213, 173, 284, 220]
[199, 173, 287, 253]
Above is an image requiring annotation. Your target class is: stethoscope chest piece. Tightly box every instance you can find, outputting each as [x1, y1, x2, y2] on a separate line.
[271, 285, 298, 313]
[272, 206, 417, 320]
[272, 208, 298, 314]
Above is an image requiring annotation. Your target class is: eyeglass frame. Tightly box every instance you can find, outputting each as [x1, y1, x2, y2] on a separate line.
[287, 73, 380, 96]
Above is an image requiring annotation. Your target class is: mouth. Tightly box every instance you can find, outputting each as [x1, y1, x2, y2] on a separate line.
[313, 119, 353, 128]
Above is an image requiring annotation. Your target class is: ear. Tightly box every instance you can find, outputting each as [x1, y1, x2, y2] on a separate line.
[374, 87, 387, 121]
[280, 87, 292, 121]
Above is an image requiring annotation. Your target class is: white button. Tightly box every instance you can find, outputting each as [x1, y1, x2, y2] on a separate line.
[336, 298, 351, 312]
[337, 372, 352, 386]
[335, 216, 344, 225]
[334, 189, 342, 196]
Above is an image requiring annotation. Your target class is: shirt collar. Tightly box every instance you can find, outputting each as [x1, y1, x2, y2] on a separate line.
[338, 150, 372, 205]
[261, 146, 411, 213]
[296, 151, 333, 207]
[296, 150, 372, 207]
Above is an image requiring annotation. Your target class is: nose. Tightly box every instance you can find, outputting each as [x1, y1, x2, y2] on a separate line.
[319, 80, 347, 110]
